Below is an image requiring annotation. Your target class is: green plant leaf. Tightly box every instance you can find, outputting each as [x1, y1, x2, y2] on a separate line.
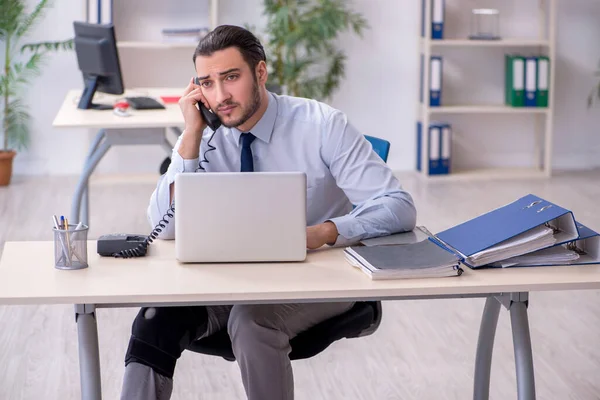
[15, 0, 51, 38]
[262, 0, 368, 102]
[21, 38, 74, 54]
[0, 0, 25, 38]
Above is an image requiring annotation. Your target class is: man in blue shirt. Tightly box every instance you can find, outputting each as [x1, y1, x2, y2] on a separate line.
[121, 25, 416, 400]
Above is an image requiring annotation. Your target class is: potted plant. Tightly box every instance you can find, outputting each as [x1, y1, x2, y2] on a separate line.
[0, 0, 73, 186]
[262, 0, 369, 101]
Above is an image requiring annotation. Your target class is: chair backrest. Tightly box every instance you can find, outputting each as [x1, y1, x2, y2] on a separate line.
[364, 135, 390, 163]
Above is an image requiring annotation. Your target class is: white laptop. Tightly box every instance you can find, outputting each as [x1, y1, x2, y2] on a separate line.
[174, 172, 307, 263]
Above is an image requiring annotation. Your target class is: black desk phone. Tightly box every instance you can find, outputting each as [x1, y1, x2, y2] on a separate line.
[98, 97, 222, 258]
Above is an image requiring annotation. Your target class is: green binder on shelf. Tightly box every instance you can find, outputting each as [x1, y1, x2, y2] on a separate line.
[505, 54, 525, 107]
[536, 56, 550, 107]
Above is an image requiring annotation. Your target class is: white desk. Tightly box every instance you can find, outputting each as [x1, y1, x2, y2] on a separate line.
[2, 241, 600, 400]
[53, 88, 185, 226]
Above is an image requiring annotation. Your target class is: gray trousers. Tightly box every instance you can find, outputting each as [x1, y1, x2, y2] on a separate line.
[121, 301, 354, 400]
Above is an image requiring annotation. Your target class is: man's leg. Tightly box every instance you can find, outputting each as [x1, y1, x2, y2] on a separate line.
[228, 302, 355, 400]
[120, 305, 232, 400]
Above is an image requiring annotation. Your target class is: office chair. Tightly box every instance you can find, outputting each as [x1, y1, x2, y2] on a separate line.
[364, 135, 391, 162]
[186, 135, 390, 362]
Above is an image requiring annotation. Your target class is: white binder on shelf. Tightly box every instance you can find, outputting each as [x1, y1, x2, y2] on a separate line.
[429, 124, 441, 174]
[525, 57, 538, 107]
[430, 56, 442, 106]
[431, 0, 445, 39]
[87, 0, 113, 24]
[440, 123, 451, 174]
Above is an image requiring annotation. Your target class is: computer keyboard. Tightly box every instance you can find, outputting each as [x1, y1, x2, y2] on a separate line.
[125, 96, 166, 110]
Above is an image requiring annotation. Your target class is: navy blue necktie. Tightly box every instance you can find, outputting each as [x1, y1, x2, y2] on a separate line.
[240, 132, 256, 172]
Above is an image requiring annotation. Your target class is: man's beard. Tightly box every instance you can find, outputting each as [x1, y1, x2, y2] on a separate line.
[220, 77, 261, 129]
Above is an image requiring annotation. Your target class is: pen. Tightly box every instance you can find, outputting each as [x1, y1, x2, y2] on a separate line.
[53, 215, 71, 266]
[64, 217, 72, 262]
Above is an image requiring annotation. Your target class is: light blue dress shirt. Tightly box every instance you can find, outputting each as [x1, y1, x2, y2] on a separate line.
[148, 91, 416, 245]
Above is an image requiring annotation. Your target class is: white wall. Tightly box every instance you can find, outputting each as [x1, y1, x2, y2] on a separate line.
[10, 0, 600, 176]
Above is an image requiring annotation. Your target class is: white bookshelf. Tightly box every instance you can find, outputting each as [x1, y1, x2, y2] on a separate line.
[87, 0, 219, 50]
[417, 0, 557, 179]
[116, 41, 199, 50]
[424, 38, 550, 47]
[423, 104, 551, 115]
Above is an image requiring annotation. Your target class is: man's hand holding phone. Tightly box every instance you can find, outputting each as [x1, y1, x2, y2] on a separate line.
[170, 78, 211, 203]
[179, 77, 210, 137]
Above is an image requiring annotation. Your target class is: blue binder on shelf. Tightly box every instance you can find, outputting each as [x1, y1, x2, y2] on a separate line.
[430, 56, 442, 106]
[416, 122, 450, 175]
[431, 0, 445, 39]
[494, 222, 600, 267]
[524, 57, 538, 107]
[428, 124, 442, 174]
[440, 123, 451, 174]
[433, 194, 580, 268]
[419, 54, 424, 103]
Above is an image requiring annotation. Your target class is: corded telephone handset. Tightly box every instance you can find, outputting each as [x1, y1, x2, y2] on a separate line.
[98, 97, 222, 258]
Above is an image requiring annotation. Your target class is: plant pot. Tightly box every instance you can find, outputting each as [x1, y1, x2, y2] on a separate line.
[0, 150, 17, 186]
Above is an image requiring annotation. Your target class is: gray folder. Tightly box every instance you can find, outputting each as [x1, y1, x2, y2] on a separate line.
[345, 239, 463, 279]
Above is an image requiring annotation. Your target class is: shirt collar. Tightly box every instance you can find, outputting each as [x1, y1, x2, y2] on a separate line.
[231, 91, 278, 145]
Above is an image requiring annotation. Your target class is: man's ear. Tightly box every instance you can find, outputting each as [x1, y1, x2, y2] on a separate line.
[256, 60, 268, 85]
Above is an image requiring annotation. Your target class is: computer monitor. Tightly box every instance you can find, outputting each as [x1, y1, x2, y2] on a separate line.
[73, 21, 124, 110]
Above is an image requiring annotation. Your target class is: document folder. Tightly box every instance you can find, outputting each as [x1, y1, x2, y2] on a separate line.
[536, 56, 550, 107]
[505, 55, 525, 107]
[345, 235, 463, 280]
[494, 222, 599, 267]
[440, 123, 451, 174]
[431, 0, 445, 39]
[430, 56, 442, 106]
[433, 194, 580, 268]
[525, 57, 538, 107]
[429, 124, 442, 174]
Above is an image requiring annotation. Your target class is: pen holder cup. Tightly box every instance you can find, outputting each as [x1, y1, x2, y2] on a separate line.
[53, 224, 89, 270]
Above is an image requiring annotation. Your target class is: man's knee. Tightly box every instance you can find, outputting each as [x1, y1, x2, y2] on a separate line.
[227, 305, 289, 348]
[125, 306, 208, 378]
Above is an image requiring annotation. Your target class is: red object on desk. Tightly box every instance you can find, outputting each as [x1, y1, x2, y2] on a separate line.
[160, 96, 181, 104]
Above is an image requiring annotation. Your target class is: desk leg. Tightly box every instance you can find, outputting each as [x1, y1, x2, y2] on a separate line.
[510, 298, 536, 400]
[80, 130, 105, 226]
[75, 304, 102, 400]
[71, 130, 110, 226]
[473, 296, 501, 400]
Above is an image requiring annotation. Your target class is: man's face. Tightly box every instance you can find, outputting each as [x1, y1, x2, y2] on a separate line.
[195, 47, 261, 129]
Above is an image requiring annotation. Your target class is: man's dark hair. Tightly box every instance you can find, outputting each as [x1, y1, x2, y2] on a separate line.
[193, 25, 266, 72]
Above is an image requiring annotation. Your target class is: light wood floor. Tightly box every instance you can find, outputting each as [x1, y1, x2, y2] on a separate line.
[1, 170, 600, 400]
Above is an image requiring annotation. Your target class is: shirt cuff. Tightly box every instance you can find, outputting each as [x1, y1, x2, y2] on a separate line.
[326, 214, 366, 247]
[166, 151, 199, 185]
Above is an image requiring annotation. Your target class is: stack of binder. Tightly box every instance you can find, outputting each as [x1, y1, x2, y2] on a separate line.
[420, 56, 443, 106]
[416, 122, 451, 175]
[490, 223, 599, 267]
[421, 0, 445, 40]
[344, 227, 463, 280]
[345, 194, 599, 280]
[432, 194, 597, 269]
[505, 54, 550, 108]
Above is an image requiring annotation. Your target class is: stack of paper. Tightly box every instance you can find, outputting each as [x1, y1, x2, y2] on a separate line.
[344, 239, 463, 280]
[465, 225, 557, 267]
[161, 28, 209, 44]
[490, 246, 580, 268]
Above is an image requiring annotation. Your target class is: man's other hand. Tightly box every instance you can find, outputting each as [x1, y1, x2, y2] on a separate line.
[306, 221, 339, 249]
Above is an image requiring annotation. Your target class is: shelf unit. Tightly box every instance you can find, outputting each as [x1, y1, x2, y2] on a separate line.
[417, 0, 557, 179]
[86, 0, 219, 49]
